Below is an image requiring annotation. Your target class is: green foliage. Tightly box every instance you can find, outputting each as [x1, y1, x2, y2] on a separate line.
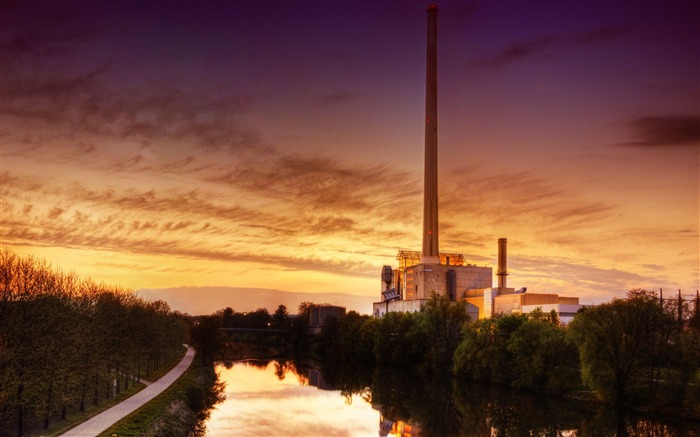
[101, 351, 225, 437]
[421, 295, 469, 373]
[454, 313, 578, 393]
[454, 315, 528, 384]
[507, 319, 579, 393]
[272, 304, 290, 329]
[372, 311, 427, 368]
[315, 295, 469, 373]
[190, 315, 225, 365]
[327, 311, 374, 362]
[0, 248, 187, 435]
[568, 289, 679, 405]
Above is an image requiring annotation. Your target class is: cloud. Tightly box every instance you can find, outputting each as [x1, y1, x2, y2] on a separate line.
[480, 26, 633, 69]
[618, 114, 700, 148]
[1, 172, 387, 279]
[572, 26, 633, 44]
[47, 206, 65, 219]
[441, 168, 615, 232]
[311, 216, 356, 234]
[208, 152, 421, 215]
[1, 67, 257, 153]
[0, 2, 95, 68]
[486, 36, 559, 69]
[319, 91, 359, 104]
[511, 254, 668, 301]
[1, 212, 377, 279]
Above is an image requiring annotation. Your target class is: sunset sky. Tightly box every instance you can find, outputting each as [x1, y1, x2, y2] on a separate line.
[1, 0, 698, 314]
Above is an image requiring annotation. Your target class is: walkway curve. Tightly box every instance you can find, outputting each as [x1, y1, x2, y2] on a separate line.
[61, 345, 195, 437]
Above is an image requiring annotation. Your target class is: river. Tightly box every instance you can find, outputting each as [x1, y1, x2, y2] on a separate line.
[203, 358, 697, 436]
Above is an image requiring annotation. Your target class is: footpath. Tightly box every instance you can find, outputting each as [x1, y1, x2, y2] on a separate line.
[60, 345, 195, 437]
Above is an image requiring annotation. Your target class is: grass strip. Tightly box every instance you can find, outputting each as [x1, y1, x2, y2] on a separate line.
[44, 347, 187, 437]
[98, 353, 215, 437]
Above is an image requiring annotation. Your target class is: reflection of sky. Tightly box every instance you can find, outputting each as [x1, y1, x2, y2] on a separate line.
[206, 361, 379, 436]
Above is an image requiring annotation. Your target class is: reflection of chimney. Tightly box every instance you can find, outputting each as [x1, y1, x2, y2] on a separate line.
[420, 4, 440, 264]
[497, 238, 508, 289]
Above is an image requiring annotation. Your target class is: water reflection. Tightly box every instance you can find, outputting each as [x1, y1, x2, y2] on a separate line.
[206, 359, 378, 436]
[206, 359, 697, 436]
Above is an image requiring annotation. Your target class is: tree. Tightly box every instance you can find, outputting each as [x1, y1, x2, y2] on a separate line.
[373, 311, 426, 368]
[221, 307, 235, 328]
[568, 289, 676, 405]
[453, 314, 528, 384]
[421, 295, 469, 373]
[0, 249, 188, 435]
[272, 305, 290, 329]
[246, 308, 271, 329]
[507, 319, 579, 393]
[321, 311, 373, 363]
[190, 315, 224, 365]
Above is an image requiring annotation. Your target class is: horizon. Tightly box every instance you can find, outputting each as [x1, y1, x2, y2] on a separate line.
[2, 0, 698, 315]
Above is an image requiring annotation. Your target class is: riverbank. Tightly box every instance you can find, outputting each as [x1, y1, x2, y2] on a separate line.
[10, 346, 188, 437]
[61, 346, 195, 436]
[99, 350, 224, 436]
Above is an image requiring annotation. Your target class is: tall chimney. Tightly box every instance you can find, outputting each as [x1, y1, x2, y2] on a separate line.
[497, 238, 508, 289]
[421, 4, 440, 265]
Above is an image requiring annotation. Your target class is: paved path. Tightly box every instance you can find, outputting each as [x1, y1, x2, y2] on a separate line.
[61, 345, 195, 437]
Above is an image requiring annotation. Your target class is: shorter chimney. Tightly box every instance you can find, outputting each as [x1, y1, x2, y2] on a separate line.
[497, 238, 508, 289]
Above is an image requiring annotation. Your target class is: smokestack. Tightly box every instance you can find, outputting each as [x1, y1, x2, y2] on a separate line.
[421, 4, 440, 265]
[497, 238, 508, 289]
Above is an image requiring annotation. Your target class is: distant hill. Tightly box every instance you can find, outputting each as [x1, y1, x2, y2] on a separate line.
[137, 286, 375, 316]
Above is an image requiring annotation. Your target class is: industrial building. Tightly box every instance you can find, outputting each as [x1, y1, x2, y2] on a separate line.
[372, 5, 583, 323]
[374, 239, 583, 323]
[308, 304, 346, 335]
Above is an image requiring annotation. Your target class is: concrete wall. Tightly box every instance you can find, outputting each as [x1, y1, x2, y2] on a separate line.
[522, 294, 559, 306]
[481, 288, 502, 319]
[493, 293, 524, 315]
[372, 299, 426, 317]
[521, 303, 583, 325]
[493, 293, 576, 316]
[309, 305, 346, 326]
[558, 296, 580, 305]
[405, 264, 492, 301]
[465, 296, 483, 321]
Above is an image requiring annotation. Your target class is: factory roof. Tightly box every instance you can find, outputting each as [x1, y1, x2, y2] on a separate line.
[396, 250, 466, 268]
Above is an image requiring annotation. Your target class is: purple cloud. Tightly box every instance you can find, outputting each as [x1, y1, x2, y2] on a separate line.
[618, 114, 700, 148]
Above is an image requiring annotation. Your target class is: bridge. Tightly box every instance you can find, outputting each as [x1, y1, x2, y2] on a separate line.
[220, 328, 288, 334]
[218, 328, 290, 360]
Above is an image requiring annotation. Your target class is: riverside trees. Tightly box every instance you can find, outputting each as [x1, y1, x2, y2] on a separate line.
[313, 289, 697, 413]
[569, 289, 699, 408]
[452, 313, 579, 393]
[0, 249, 187, 436]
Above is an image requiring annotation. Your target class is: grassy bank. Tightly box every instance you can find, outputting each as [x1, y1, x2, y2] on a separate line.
[41, 384, 147, 437]
[99, 351, 223, 437]
[33, 346, 187, 437]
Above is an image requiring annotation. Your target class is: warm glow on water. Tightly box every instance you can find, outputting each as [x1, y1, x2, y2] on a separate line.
[205, 361, 380, 436]
[203, 359, 697, 436]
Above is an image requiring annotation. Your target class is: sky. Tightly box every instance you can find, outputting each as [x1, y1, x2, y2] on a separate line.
[1, 0, 698, 314]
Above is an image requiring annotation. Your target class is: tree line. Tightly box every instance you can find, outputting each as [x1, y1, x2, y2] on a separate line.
[0, 249, 189, 436]
[189, 303, 314, 364]
[311, 291, 699, 416]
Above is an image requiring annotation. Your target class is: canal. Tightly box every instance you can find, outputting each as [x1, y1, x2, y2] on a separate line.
[203, 359, 697, 436]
